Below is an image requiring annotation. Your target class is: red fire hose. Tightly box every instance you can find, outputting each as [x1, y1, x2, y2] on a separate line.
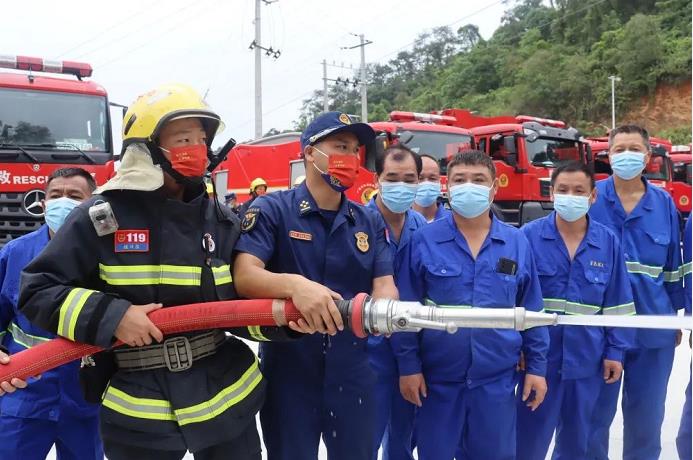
[0, 294, 370, 382]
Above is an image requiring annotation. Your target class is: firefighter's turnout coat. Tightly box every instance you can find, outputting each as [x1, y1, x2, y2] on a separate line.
[19, 186, 278, 452]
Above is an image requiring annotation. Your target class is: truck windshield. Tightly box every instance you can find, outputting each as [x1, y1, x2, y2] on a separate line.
[527, 137, 582, 167]
[644, 152, 671, 182]
[400, 130, 472, 174]
[0, 88, 108, 153]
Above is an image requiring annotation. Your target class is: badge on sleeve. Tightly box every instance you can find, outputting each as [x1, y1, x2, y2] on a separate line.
[114, 229, 150, 252]
[354, 231, 369, 253]
[241, 207, 260, 233]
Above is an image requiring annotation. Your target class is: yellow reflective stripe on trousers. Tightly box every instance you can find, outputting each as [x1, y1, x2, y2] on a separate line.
[99, 264, 202, 286]
[174, 359, 263, 426]
[602, 302, 636, 316]
[542, 298, 600, 315]
[102, 386, 176, 421]
[247, 325, 269, 341]
[626, 261, 663, 278]
[8, 322, 50, 348]
[57, 288, 96, 340]
[212, 265, 233, 285]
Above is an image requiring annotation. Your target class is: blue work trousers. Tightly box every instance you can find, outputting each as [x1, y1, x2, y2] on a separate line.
[0, 413, 102, 460]
[416, 374, 517, 460]
[516, 371, 602, 460]
[588, 346, 675, 460]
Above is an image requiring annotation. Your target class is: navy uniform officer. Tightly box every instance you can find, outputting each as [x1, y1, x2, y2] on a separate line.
[587, 125, 685, 460]
[516, 161, 635, 460]
[392, 150, 549, 460]
[233, 111, 398, 460]
[365, 144, 425, 460]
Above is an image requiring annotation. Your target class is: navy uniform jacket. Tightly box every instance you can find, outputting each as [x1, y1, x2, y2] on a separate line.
[234, 182, 393, 382]
[365, 199, 426, 376]
[589, 177, 684, 348]
[522, 213, 635, 379]
[391, 213, 548, 387]
[0, 225, 99, 421]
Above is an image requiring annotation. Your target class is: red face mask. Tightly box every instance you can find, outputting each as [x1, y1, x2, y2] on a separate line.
[313, 147, 359, 191]
[164, 144, 208, 177]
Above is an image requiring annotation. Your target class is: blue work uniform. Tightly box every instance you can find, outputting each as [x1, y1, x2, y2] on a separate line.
[677, 216, 692, 460]
[234, 183, 393, 460]
[587, 176, 685, 460]
[365, 199, 426, 460]
[516, 213, 635, 460]
[0, 226, 102, 460]
[391, 213, 548, 460]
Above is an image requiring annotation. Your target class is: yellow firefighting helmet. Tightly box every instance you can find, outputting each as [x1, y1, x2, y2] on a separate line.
[121, 83, 224, 149]
[250, 177, 268, 192]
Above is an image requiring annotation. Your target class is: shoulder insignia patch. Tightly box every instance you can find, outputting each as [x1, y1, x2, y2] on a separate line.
[355, 231, 369, 253]
[241, 207, 260, 233]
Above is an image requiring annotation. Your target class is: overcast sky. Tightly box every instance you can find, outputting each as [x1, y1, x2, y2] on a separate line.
[4, 0, 509, 150]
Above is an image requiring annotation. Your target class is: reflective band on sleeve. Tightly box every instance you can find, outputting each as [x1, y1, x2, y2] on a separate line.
[682, 262, 692, 277]
[102, 386, 176, 421]
[247, 325, 269, 341]
[174, 360, 263, 426]
[542, 298, 601, 315]
[664, 267, 683, 283]
[57, 288, 96, 340]
[212, 265, 233, 285]
[602, 302, 637, 316]
[99, 264, 202, 286]
[626, 261, 663, 278]
[8, 322, 50, 349]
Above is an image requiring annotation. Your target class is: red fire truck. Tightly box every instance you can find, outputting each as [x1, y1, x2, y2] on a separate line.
[671, 144, 692, 187]
[588, 136, 691, 217]
[438, 108, 590, 226]
[0, 55, 116, 246]
[215, 111, 473, 204]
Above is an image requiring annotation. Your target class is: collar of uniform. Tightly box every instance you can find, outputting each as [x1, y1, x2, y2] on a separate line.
[39, 223, 51, 243]
[542, 211, 601, 248]
[439, 210, 506, 243]
[603, 175, 654, 211]
[295, 182, 356, 223]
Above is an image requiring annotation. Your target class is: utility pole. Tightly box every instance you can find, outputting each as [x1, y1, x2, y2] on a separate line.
[250, 0, 280, 139]
[321, 60, 358, 114]
[322, 59, 328, 113]
[342, 34, 372, 122]
[254, 0, 262, 138]
[608, 75, 621, 130]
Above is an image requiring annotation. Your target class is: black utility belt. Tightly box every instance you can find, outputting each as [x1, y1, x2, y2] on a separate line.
[114, 330, 225, 372]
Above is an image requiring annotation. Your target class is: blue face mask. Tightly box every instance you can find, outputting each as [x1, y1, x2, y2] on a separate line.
[379, 182, 418, 214]
[553, 193, 591, 222]
[414, 181, 441, 207]
[611, 151, 646, 180]
[449, 183, 491, 218]
[44, 197, 81, 233]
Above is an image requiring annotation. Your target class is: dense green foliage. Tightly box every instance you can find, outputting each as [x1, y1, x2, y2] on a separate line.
[295, 0, 692, 140]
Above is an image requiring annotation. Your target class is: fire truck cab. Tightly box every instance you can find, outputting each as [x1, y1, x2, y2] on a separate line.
[0, 55, 115, 246]
[439, 109, 590, 226]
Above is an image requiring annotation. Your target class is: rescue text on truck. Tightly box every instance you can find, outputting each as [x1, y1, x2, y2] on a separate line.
[0, 55, 115, 246]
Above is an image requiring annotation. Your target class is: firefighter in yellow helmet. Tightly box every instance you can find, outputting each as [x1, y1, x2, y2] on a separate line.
[18, 83, 295, 460]
[238, 177, 268, 216]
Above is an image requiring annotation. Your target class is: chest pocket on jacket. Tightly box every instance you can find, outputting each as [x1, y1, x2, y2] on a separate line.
[424, 263, 463, 302]
[637, 229, 670, 269]
[580, 264, 609, 307]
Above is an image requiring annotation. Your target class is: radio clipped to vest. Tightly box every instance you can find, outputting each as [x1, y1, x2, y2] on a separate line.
[88, 201, 119, 236]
